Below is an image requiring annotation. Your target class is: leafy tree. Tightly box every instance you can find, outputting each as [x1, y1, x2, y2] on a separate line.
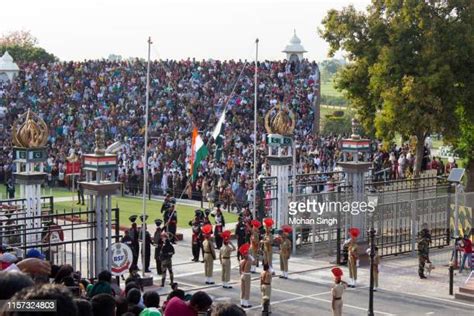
[319, 0, 473, 180]
[0, 30, 56, 64]
[322, 114, 351, 136]
[320, 59, 343, 81]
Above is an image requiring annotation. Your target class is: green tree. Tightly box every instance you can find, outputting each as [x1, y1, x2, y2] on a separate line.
[0, 30, 56, 64]
[319, 0, 473, 179]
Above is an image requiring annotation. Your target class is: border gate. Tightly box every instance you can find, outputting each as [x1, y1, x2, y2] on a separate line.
[0, 196, 120, 278]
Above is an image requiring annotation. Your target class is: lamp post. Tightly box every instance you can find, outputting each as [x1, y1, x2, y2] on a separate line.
[367, 191, 379, 316]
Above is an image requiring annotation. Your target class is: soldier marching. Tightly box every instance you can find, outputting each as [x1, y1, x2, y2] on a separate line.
[202, 224, 216, 284]
[219, 230, 236, 289]
[347, 227, 360, 288]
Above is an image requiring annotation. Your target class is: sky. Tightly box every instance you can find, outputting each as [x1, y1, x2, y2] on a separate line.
[0, 0, 371, 62]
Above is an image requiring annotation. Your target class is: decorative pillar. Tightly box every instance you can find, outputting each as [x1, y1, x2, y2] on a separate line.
[80, 129, 121, 278]
[12, 110, 49, 246]
[264, 103, 295, 229]
[337, 119, 372, 238]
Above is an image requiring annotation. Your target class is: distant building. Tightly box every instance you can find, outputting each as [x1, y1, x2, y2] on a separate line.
[282, 30, 307, 63]
[0, 51, 20, 83]
[108, 54, 122, 62]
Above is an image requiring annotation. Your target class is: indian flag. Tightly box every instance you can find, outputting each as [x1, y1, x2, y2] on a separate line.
[212, 109, 226, 161]
[190, 127, 209, 181]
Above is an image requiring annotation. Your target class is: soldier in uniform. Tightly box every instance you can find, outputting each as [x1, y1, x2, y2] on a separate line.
[250, 220, 261, 273]
[331, 267, 348, 316]
[153, 219, 163, 275]
[261, 218, 274, 274]
[161, 193, 172, 213]
[121, 229, 134, 251]
[139, 215, 152, 273]
[219, 230, 236, 289]
[128, 215, 140, 270]
[212, 207, 226, 249]
[418, 225, 432, 279]
[160, 232, 175, 287]
[279, 225, 292, 279]
[239, 243, 253, 308]
[260, 263, 272, 315]
[164, 199, 178, 243]
[235, 214, 248, 261]
[202, 224, 216, 284]
[190, 210, 203, 262]
[347, 228, 360, 287]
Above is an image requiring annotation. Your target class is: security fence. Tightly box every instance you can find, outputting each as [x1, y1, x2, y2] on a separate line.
[0, 196, 120, 278]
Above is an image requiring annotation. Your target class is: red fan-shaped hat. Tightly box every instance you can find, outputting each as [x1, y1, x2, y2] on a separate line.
[281, 225, 292, 234]
[251, 220, 261, 229]
[263, 218, 274, 228]
[239, 243, 250, 256]
[331, 267, 343, 278]
[202, 224, 213, 235]
[221, 230, 231, 240]
[349, 227, 360, 238]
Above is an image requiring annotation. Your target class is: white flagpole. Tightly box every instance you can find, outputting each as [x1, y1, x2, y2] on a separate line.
[253, 38, 259, 220]
[142, 36, 152, 276]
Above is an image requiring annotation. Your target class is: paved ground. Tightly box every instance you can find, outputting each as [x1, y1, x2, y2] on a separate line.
[49, 196, 474, 314]
[136, 240, 473, 316]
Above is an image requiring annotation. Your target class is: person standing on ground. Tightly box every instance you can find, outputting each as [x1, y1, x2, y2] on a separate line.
[139, 217, 152, 273]
[347, 228, 359, 288]
[260, 263, 272, 315]
[261, 218, 274, 274]
[459, 234, 473, 273]
[417, 223, 432, 279]
[219, 230, 235, 289]
[331, 267, 347, 316]
[153, 219, 163, 275]
[279, 225, 292, 279]
[128, 215, 140, 270]
[202, 224, 216, 284]
[250, 220, 261, 273]
[239, 243, 253, 309]
[235, 214, 247, 261]
[160, 232, 175, 287]
[164, 199, 178, 244]
[190, 210, 203, 262]
[213, 207, 225, 249]
[367, 246, 381, 291]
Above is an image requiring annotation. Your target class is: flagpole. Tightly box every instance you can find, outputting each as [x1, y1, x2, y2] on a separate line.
[253, 38, 259, 220]
[142, 36, 152, 276]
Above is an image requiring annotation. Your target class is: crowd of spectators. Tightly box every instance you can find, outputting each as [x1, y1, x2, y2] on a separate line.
[0, 59, 453, 205]
[0, 58, 320, 201]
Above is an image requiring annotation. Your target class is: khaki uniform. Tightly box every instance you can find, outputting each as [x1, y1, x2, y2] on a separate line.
[220, 242, 235, 283]
[250, 229, 260, 266]
[331, 282, 346, 316]
[347, 241, 358, 281]
[373, 254, 381, 288]
[203, 238, 216, 278]
[260, 270, 272, 313]
[280, 238, 291, 273]
[262, 233, 273, 267]
[240, 257, 252, 301]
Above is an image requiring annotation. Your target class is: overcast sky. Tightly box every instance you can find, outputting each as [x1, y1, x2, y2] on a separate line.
[0, 0, 371, 62]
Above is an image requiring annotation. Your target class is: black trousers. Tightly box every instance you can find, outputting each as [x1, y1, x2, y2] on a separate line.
[155, 249, 162, 274]
[192, 241, 201, 261]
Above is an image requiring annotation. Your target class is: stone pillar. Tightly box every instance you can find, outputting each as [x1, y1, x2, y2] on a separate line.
[14, 147, 47, 246]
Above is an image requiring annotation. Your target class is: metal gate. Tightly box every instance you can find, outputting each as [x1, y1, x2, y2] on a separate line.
[368, 194, 451, 257]
[0, 196, 120, 277]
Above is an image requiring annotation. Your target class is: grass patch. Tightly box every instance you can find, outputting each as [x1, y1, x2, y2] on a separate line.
[321, 81, 343, 97]
[54, 196, 238, 229]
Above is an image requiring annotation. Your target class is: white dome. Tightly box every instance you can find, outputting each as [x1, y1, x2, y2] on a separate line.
[0, 51, 20, 72]
[282, 30, 307, 54]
